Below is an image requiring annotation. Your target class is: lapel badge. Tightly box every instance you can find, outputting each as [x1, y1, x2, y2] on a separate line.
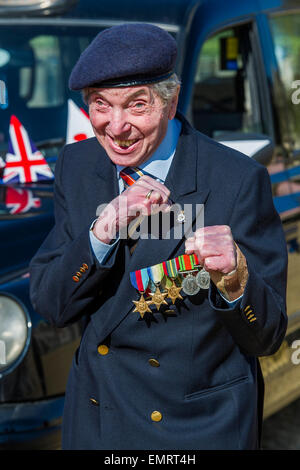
[177, 210, 185, 223]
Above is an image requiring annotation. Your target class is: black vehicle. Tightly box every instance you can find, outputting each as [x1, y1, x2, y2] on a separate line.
[0, 0, 299, 448]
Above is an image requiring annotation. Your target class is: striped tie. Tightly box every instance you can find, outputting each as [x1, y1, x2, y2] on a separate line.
[119, 167, 149, 251]
[119, 166, 149, 189]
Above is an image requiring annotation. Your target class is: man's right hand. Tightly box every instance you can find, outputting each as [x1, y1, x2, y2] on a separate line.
[92, 175, 171, 244]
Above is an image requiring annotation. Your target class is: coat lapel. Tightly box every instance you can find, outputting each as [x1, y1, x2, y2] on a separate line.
[84, 138, 119, 223]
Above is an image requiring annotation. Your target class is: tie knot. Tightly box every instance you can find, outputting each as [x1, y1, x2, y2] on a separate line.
[119, 167, 145, 188]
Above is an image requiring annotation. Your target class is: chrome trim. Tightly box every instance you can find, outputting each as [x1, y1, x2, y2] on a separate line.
[0, 0, 77, 15]
[0, 17, 180, 33]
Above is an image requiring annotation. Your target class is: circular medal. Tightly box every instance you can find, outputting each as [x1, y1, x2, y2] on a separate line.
[181, 274, 200, 295]
[196, 268, 210, 289]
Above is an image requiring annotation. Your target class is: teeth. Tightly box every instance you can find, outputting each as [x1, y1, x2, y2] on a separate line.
[114, 139, 137, 148]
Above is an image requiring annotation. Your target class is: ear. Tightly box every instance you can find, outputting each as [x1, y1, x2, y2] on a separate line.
[168, 85, 180, 120]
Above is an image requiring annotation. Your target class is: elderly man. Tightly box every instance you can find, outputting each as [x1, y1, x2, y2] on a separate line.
[29, 23, 287, 450]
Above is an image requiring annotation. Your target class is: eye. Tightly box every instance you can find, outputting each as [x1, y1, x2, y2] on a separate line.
[91, 97, 110, 111]
[129, 101, 147, 113]
[96, 99, 108, 107]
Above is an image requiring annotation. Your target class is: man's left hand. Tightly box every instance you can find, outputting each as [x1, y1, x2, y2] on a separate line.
[185, 225, 248, 301]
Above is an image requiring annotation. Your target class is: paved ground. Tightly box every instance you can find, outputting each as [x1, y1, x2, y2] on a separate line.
[262, 398, 300, 449]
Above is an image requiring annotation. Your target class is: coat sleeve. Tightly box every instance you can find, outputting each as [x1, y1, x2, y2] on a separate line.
[209, 163, 288, 357]
[29, 146, 121, 327]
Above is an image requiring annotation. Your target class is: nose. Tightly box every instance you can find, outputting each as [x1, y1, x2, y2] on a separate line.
[108, 107, 131, 136]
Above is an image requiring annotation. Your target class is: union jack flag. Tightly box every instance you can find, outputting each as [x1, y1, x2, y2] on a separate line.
[5, 187, 41, 215]
[2, 115, 54, 184]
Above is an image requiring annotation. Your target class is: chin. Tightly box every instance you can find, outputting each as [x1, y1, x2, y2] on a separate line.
[106, 151, 149, 167]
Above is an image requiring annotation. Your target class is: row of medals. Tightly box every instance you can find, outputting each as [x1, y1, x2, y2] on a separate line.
[133, 267, 211, 318]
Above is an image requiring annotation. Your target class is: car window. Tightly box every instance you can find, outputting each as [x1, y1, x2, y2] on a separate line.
[191, 24, 263, 139]
[0, 25, 100, 164]
[269, 13, 300, 150]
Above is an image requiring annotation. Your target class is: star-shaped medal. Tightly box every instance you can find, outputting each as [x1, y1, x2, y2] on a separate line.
[167, 280, 183, 304]
[133, 293, 152, 318]
[149, 286, 168, 311]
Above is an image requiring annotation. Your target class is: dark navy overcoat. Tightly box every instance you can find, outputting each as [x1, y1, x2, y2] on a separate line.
[29, 114, 288, 450]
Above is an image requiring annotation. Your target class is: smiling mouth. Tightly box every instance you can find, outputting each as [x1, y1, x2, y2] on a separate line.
[113, 138, 139, 149]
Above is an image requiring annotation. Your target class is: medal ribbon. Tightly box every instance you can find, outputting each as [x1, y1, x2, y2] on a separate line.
[178, 254, 198, 272]
[130, 268, 149, 292]
[130, 254, 201, 286]
[162, 257, 179, 278]
[191, 253, 200, 266]
[147, 263, 164, 285]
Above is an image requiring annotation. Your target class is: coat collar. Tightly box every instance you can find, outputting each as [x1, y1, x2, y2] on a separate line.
[164, 112, 198, 200]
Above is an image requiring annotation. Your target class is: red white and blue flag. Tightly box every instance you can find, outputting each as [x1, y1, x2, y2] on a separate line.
[5, 187, 41, 215]
[2, 115, 54, 184]
[66, 99, 94, 144]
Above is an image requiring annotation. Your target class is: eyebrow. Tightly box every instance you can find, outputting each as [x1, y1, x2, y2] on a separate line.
[88, 88, 151, 104]
[125, 89, 150, 101]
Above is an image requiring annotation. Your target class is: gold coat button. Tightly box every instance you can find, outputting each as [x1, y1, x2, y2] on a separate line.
[151, 411, 162, 422]
[72, 275, 79, 282]
[89, 397, 99, 406]
[148, 358, 160, 367]
[82, 263, 89, 270]
[97, 344, 109, 355]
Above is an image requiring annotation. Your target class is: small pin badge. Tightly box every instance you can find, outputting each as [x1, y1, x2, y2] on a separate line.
[177, 211, 185, 223]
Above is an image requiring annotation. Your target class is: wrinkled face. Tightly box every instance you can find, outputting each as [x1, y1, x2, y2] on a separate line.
[87, 84, 179, 167]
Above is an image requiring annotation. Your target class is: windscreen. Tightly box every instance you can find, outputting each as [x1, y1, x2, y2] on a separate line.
[0, 24, 102, 162]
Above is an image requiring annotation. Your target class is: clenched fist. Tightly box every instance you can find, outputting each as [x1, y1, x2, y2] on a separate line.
[93, 175, 171, 244]
[185, 225, 248, 301]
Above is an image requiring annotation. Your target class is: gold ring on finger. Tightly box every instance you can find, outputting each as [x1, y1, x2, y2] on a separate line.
[145, 190, 153, 200]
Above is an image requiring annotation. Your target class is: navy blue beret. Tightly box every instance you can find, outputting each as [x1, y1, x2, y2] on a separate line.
[68, 23, 177, 90]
